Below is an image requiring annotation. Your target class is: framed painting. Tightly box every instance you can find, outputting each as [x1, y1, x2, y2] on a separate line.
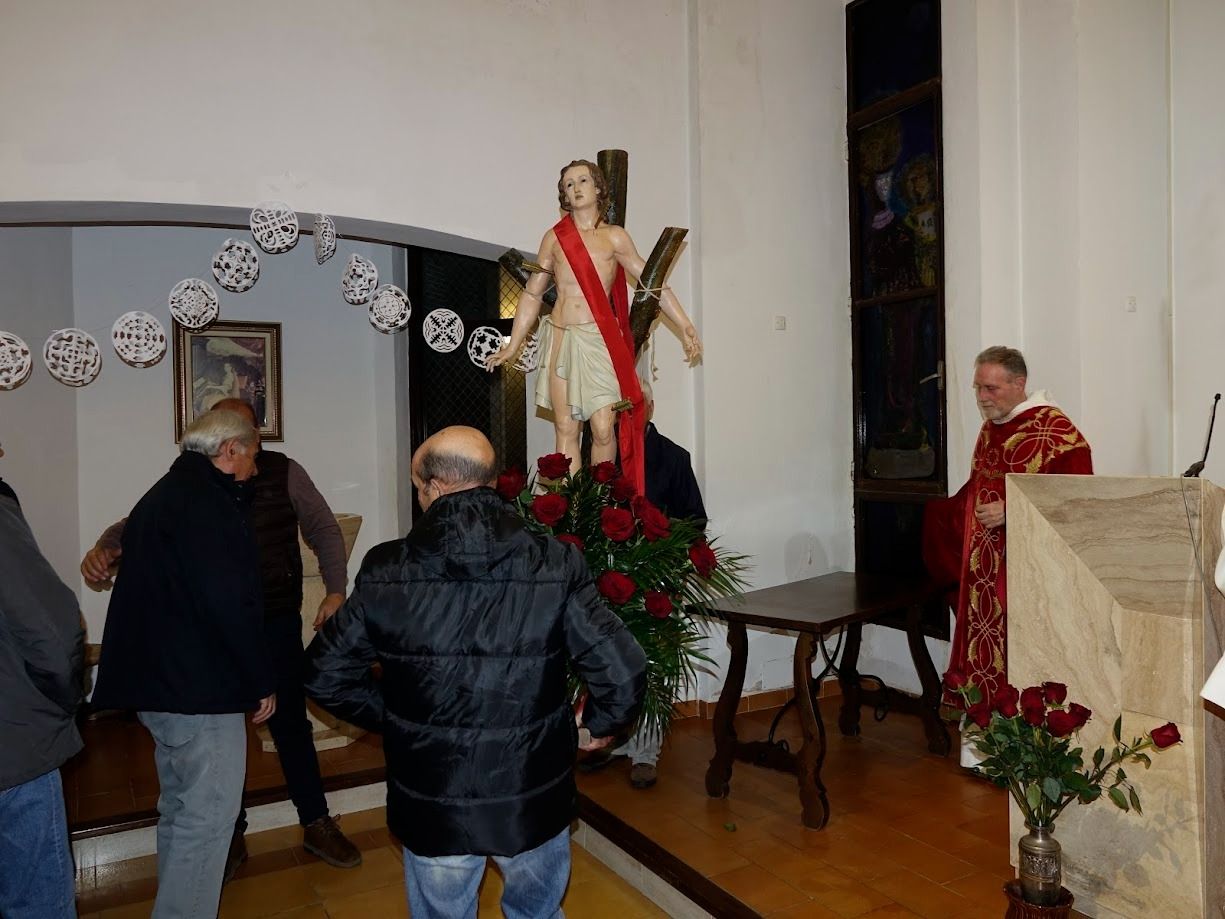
[173, 320, 283, 442]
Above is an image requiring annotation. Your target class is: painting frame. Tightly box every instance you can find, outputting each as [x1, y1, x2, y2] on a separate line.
[173, 320, 283, 443]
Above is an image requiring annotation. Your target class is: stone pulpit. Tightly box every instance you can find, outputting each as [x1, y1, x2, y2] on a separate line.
[1007, 474, 1225, 918]
[257, 512, 364, 753]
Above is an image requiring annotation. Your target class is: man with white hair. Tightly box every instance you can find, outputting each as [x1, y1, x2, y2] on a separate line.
[92, 409, 276, 918]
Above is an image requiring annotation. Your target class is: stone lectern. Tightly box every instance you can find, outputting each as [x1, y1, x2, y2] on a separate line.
[257, 512, 364, 753]
[1007, 474, 1225, 918]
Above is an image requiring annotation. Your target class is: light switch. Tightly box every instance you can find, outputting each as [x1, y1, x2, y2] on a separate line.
[773, 316, 787, 331]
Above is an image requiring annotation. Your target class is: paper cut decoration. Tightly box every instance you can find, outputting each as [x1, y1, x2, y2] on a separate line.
[169, 278, 220, 331]
[314, 214, 337, 265]
[422, 309, 464, 353]
[341, 254, 379, 305]
[112, 311, 167, 367]
[368, 284, 412, 333]
[513, 331, 541, 373]
[0, 331, 33, 390]
[467, 325, 507, 369]
[44, 328, 102, 387]
[250, 201, 299, 254]
[212, 238, 261, 293]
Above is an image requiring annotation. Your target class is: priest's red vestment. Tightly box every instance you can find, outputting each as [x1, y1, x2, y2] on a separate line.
[924, 404, 1093, 703]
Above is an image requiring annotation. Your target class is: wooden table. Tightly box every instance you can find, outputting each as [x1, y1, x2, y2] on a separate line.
[702, 571, 951, 829]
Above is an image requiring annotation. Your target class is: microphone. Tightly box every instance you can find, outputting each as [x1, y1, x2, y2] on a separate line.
[1184, 393, 1222, 478]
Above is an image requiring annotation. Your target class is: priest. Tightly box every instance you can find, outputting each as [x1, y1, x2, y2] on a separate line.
[923, 346, 1093, 765]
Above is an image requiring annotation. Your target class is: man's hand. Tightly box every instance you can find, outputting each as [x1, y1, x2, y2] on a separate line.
[975, 500, 1006, 530]
[579, 733, 615, 752]
[81, 544, 122, 589]
[313, 592, 345, 631]
[251, 694, 276, 725]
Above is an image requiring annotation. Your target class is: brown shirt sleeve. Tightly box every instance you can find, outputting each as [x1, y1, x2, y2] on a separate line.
[97, 517, 128, 552]
[286, 459, 348, 596]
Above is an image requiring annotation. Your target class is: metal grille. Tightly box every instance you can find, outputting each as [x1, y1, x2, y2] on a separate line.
[408, 251, 527, 490]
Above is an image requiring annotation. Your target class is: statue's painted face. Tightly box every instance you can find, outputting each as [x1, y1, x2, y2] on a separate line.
[973, 362, 1027, 422]
[562, 165, 596, 211]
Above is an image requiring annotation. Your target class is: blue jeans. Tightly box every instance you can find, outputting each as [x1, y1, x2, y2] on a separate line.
[403, 827, 570, 919]
[0, 768, 75, 918]
[139, 712, 247, 919]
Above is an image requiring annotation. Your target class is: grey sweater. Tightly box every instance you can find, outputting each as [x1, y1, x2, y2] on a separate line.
[0, 494, 84, 789]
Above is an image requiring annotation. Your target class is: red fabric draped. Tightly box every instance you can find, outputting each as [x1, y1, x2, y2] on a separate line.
[926, 405, 1093, 705]
[552, 215, 645, 494]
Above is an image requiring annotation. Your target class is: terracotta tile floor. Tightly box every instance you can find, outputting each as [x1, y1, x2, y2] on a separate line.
[68, 697, 1092, 917]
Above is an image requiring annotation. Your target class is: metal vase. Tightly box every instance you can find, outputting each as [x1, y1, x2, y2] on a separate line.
[1018, 823, 1062, 906]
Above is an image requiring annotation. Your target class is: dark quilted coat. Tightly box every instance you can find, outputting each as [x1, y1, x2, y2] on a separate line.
[304, 487, 646, 857]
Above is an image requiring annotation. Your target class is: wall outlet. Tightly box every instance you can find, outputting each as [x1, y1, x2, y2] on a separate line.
[773, 315, 787, 331]
[1126, 296, 1137, 313]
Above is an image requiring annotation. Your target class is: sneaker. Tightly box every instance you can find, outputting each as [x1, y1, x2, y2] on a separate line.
[222, 830, 248, 885]
[629, 763, 657, 789]
[302, 815, 362, 869]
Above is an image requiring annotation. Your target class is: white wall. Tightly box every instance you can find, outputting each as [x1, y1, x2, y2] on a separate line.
[1172, 0, 1225, 484]
[694, 0, 853, 695]
[0, 228, 80, 583]
[70, 226, 399, 637]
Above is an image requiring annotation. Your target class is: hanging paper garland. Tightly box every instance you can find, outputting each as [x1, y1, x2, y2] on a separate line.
[368, 284, 412, 333]
[169, 278, 219, 330]
[111, 311, 167, 368]
[513, 331, 541, 372]
[44, 328, 102, 387]
[212, 239, 260, 293]
[314, 214, 337, 265]
[341, 254, 379, 305]
[0, 331, 33, 390]
[422, 309, 464, 353]
[249, 201, 299, 254]
[466, 325, 506, 370]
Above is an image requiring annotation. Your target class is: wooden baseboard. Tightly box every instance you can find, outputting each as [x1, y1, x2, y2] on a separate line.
[672, 678, 842, 721]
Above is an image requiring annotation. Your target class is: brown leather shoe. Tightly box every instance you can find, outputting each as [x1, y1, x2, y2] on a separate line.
[629, 763, 657, 789]
[222, 829, 247, 884]
[302, 815, 362, 868]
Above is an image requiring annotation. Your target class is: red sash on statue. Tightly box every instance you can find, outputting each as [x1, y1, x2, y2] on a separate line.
[552, 214, 646, 494]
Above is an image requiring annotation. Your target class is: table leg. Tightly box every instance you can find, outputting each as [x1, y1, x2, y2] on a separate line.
[705, 620, 748, 797]
[905, 602, 952, 756]
[793, 632, 830, 829]
[837, 622, 864, 737]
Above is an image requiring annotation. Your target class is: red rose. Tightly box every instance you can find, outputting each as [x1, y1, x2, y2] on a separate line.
[993, 684, 1020, 719]
[530, 493, 569, 527]
[1046, 709, 1080, 737]
[496, 466, 527, 501]
[600, 507, 637, 542]
[537, 453, 571, 480]
[632, 496, 672, 542]
[689, 539, 718, 578]
[597, 570, 637, 605]
[1068, 702, 1092, 729]
[944, 670, 967, 691]
[556, 533, 585, 553]
[1150, 722, 1181, 749]
[1042, 682, 1068, 705]
[1022, 705, 1046, 727]
[1020, 686, 1045, 713]
[610, 476, 637, 503]
[644, 590, 674, 619]
[590, 461, 619, 483]
[966, 699, 993, 729]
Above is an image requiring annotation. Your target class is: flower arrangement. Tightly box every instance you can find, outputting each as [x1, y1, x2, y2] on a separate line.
[498, 454, 750, 737]
[946, 672, 1182, 829]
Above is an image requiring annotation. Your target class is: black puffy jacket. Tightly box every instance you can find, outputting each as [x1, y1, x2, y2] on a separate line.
[305, 487, 646, 857]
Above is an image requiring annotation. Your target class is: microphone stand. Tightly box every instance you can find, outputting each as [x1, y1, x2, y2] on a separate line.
[1184, 393, 1222, 478]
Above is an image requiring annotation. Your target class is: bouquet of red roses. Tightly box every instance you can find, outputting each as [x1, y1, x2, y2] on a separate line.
[946, 673, 1182, 828]
[497, 453, 750, 737]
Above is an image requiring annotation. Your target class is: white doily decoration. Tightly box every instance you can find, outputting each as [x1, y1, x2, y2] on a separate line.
[513, 332, 541, 373]
[467, 325, 508, 369]
[341, 254, 379, 304]
[422, 309, 465, 353]
[44, 328, 102, 387]
[211, 238, 260, 293]
[112, 311, 167, 368]
[314, 214, 337, 265]
[368, 284, 412, 333]
[249, 201, 299, 254]
[0, 331, 33, 390]
[169, 278, 219, 330]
